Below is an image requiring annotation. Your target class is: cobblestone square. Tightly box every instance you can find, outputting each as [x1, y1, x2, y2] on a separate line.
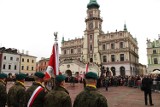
[7, 82, 160, 107]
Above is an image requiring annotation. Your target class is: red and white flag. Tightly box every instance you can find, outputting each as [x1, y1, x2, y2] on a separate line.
[85, 62, 89, 73]
[44, 41, 59, 80]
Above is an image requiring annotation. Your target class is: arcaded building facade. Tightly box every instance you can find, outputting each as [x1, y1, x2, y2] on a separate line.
[147, 36, 160, 73]
[59, 0, 139, 76]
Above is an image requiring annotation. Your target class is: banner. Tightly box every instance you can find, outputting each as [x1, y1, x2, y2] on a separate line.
[44, 41, 59, 80]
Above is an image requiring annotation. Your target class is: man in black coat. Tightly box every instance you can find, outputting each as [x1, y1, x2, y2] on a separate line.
[142, 75, 154, 106]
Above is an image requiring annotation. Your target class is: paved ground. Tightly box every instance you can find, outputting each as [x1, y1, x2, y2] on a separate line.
[7, 82, 160, 107]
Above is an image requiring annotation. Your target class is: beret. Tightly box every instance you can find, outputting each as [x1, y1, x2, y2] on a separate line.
[34, 72, 45, 78]
[0, 73, 7, 79]
[55, 75, 66, 83]
[85, 72, 98, 80]
[16, 73, 27, 80]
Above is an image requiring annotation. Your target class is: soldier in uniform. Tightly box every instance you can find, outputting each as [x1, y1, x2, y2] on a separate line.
[73, 71, 108, 107]
[0, 73, 7, 107]
[44, 75, 72, 107]
[7, 73, 27, 107]
[25, 72, 46, 107]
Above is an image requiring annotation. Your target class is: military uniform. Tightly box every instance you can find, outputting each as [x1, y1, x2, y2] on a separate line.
[44, 75, 72, 107]
[7, 73, 26, 107]
[0, 73, 7, 107]
[25, 72, 46, 107]
[73, 72, 108, 107]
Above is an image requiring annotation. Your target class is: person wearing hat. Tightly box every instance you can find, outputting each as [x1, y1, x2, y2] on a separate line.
[44, 74, 72, 107]
[25, 72, 46, 107]
[7, 73, 27, 107]
[73, 71, 108, 107]
[0, 73, 7, 107]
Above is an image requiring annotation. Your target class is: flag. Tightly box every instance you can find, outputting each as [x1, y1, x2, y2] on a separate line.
[44, 41, 59, 80]
[85, 62, 89, 73]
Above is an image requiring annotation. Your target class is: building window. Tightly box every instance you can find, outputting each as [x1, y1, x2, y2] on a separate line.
[71, 49, 74, 54]
[16, 58, 19, 61]
[22, 58, 24, 62]
[4, 56, 6, 60]
[90, 45, 92, 51]
[64, 50, 67, 54]
[3, 64, 5, 69]
[21, 66, 24, 70]
[32, 67, 34, 70]
[90, 58, 93, 62]
[8, 65, 11, 70]
[153, 50, 156, 54]
[154, 58, 158, 64]
[90, 35, 92, 39]
[10, 57, 13, 60]
[27, 59, 29, 62]
[27, 66, 29, 70]
[120, 54, 124, 61]
[120, 42, 124, 48]
[111, 55, 115, 62]
[111, 43, 115, 49]
[32, 60, 34, 63]
[14, 65, 17, 70]
[103, 56, 107, 62]
[102, 44, 105, 50]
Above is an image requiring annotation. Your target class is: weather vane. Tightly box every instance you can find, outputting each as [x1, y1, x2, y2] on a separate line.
[54, 32, 58, 41]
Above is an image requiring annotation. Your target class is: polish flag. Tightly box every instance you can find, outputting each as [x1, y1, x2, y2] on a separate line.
[44, 41, 59, 80]
[85, 62, 89, 73]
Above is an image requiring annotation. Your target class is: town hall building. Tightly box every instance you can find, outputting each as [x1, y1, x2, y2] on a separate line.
[59, 0, 140, 76]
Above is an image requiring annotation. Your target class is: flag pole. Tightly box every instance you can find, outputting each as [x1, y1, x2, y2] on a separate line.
[44, 32, 59, 91]
[52, 32, 58, 89]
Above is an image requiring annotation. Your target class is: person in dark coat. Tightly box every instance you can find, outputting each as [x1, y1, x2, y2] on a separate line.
[44, 74, 72, 107]
[25, 72, 46, 107]
[105, 76, 109, 91]
[7, 73, 27, 107]
[0, 73, 7, 107]
[73, 71, 108, 107]
[142, 75, 154, 106]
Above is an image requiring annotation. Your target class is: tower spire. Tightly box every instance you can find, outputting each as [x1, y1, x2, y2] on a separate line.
[124, 22, 127, 31]
[87, 0, 100, 9]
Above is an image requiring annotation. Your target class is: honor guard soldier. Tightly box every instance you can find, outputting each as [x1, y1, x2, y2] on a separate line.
[73, 71, 108, 107]
[26, 72, 46, 107]
[8, 73, 27, 107]
[0, 73, 7, 107]
[44, 74, 72, 107]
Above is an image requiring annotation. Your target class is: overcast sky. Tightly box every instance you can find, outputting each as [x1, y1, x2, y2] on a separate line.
[0, 0, 160, 65]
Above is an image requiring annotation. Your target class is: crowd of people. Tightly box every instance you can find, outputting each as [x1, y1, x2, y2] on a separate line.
[1, 71, 159, 107]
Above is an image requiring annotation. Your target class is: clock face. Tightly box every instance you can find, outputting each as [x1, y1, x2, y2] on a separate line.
[89, 23, 93, 29]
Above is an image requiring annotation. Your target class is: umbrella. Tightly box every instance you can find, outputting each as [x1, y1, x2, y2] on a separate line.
[150, 70, 160, 74]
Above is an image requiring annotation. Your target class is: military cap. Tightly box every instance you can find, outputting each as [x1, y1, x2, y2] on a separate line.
[0, 73, 7, 79]
[16, 73, 27, 80]
[34, 72, 45, 78]
[85, 72, 98, 80]
[55, 75, 66, 83]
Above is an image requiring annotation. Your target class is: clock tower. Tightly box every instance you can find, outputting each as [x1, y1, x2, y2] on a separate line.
[83, 0, 103, 64]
